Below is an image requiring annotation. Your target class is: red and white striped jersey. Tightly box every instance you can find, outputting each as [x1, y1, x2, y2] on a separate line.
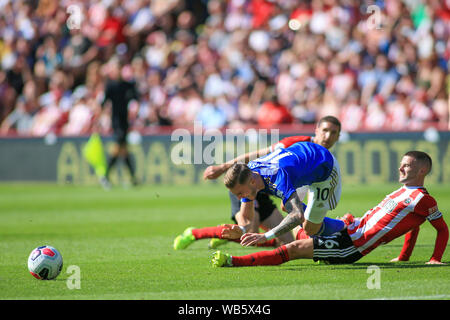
[347, 186, 442, 256]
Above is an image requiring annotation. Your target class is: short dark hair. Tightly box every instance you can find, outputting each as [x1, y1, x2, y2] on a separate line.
[224, 163, 252, 189]
[404, 151, 432, 174]
[318, 116, 341, 132]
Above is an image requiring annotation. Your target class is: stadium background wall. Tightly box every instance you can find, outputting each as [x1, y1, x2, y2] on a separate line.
[0, 131, 449, 185]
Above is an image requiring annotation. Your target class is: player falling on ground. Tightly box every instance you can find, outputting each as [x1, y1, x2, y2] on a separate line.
[212, 151, 448, 267]
[173, 116, 341, 250]
[224, 140, 345, 244]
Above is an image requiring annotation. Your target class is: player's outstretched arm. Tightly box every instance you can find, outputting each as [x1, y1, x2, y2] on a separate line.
[233, 200, 257, 234]
[426, 217, 449, 264]
[203, 164, 228, 180]
[203, 147, 271, 180]
[390, 227, 420, 262]
[240, 193, 304, 246]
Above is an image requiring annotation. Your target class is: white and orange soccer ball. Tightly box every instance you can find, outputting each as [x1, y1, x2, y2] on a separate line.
[28, 246, 63, 280]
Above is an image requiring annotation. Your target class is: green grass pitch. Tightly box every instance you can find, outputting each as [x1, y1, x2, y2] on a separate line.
[0, 182, 449, 300]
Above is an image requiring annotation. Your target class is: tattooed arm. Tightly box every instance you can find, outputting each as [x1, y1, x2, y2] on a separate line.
[269, 192, 305, 238]
[240, 192, 305, 246]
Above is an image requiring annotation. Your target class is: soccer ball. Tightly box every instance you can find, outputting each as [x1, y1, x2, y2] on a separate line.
[28, 245, 63, 280]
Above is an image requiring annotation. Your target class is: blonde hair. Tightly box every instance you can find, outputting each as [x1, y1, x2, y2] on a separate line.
[224, 163, 252, 189]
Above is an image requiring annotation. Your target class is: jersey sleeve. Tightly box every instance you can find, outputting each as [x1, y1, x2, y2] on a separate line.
[101, 83, 111, 107]
[426, 205, 443, 222]
[397, 194, 448, 262]
[277, 167, 298, 205]
[397, 227, 420, 261]
[128, 81, 139, 100]
[428, 217, 449, 262]
[282, 189, 296, 206]
[413, 194, 439, 219]
[270, 136, 312, 152]
[415, 194, 448, 262]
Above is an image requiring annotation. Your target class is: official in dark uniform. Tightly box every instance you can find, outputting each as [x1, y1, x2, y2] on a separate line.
[101, 58, 139, 187]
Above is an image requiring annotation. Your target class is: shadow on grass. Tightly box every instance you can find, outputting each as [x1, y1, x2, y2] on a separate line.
[279, 261, 449, 272]
[336, 262, 448, 270]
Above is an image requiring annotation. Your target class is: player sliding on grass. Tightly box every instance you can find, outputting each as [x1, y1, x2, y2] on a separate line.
[212, 151, 449, 267]
[173, 116, 341, 250]
[224, 140, 345, 243]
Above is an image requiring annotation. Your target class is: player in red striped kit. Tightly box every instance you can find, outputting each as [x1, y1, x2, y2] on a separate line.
[174, 116, 341, 250]
[212, 151, 448, 267]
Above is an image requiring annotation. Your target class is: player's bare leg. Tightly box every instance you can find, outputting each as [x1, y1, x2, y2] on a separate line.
[285, 238, 314, 259]
[303, 220, 322, 236]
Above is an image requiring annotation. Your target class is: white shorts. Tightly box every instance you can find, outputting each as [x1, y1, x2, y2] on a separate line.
[296, 155, 342, 224]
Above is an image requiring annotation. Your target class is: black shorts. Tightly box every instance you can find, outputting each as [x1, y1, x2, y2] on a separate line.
[229, 191, 277, 223]
[112, 126, 128, 145]
[312, 231, 363, 264]
[112, 118, 128, 145]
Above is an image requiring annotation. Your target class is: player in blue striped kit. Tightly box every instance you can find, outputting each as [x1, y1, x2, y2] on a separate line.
[223, 141, 344, 247]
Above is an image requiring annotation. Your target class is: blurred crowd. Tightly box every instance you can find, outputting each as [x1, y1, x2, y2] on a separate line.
[0, 0, 449, 137]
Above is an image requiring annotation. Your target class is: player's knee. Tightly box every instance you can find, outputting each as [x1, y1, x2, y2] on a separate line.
[303, 222, 321, 237]
[285, 240, 302, 258]
[286, 239, 313, 259]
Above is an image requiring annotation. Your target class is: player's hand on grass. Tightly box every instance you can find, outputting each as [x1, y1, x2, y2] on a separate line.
[221, 224, 243, 239]
[240, 232, 267, 246]
[426, 258, 445, 265]
[390, 257, 408, 262]
[203, 165, 225, 180]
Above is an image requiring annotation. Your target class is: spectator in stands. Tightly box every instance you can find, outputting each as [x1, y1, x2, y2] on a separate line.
[257, 88, 293, 127]
[0, 0, 448, 136]
[61, 86, 95, 136]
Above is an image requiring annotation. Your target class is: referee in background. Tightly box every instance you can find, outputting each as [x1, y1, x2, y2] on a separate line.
[100, 57, 139, 189]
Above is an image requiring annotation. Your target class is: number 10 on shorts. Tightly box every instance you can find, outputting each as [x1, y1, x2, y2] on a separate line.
[316, 187, 330, 201]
